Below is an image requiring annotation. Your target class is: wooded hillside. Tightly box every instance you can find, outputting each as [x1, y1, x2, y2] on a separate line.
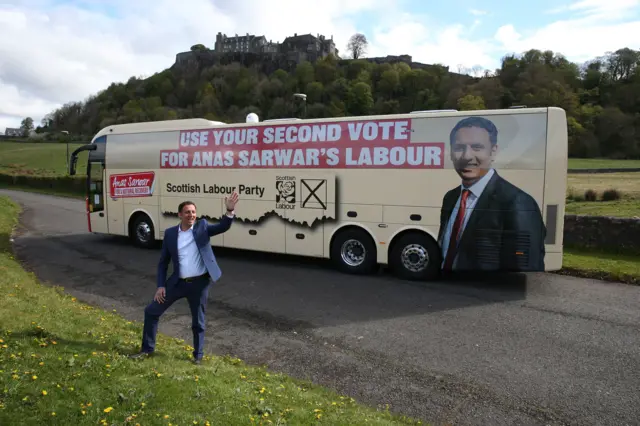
[39, 47, 640, 159]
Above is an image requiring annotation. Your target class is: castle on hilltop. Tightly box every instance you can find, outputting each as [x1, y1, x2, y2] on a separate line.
[215, 32, 340, 62]
[173, 31, 442, 75]
[175, 31, 340, 66]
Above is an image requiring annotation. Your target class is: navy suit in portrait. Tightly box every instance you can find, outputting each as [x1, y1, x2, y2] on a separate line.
[438, 171, 546, 272]
[141, 215, 233, 360]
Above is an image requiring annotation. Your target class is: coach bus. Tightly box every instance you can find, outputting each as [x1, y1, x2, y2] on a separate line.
[69, 107, 567, 281]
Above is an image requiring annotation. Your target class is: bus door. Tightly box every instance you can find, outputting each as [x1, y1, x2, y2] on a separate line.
[87, 159, 109, 233]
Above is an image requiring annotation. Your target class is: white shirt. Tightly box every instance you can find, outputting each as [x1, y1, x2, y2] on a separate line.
[440, 168, 495, 268]
[177, 224, 207, 278]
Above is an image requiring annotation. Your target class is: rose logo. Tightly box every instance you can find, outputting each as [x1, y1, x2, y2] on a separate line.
[281, 181, 294, 196]
[276, 180, 295, 203]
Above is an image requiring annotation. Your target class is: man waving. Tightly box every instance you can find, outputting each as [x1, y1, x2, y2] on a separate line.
[130, 192, 239, 364]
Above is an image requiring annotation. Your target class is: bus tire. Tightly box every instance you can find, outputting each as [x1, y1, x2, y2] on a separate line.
[389, 232, 441, 281]
[130, 213, 155, 249]
[330, 228, 377, 275]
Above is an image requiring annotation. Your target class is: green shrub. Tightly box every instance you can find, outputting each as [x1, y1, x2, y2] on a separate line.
[584, 189, 598, 201]
[602, 188, 622, 201]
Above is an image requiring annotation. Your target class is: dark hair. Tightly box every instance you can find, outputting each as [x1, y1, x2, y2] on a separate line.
[178, 201, 196, 213]
[449, 116, 498, 146]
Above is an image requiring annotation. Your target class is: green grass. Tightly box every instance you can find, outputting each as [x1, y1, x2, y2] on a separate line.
[0, 142, 87, 176]
[0, 196, 423, 426]
[2, 141, 639, 218]
[561, 247, 640, 285]
[566, 199, 640, 218]
[3, 142, 639, 176]
[566, 172, 640, 217]
[567, 172, 640, 198]
[568, 158, 640, 169]
[0, 183, 84, 200]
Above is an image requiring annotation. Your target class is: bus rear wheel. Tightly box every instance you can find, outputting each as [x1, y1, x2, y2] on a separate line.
[130, 214, 155, 249]
[389, 232, 441, 281]
[330, 228, 377, 275]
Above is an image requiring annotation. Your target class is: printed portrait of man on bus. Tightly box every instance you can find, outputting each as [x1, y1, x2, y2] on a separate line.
[437, 115, 547, 273]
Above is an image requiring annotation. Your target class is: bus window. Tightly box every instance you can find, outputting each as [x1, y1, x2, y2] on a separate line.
[88, 161, 104, 213]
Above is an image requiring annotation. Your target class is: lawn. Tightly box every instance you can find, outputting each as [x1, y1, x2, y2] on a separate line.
[566, 172, 640, 217]
[1, 141, 639, 218]
[567, 172, 640, 198]
[0, 142, 87, 176]
[561, 248, 640, 285]
[568, 158, 640, 169]
[0, 196, 422, 426]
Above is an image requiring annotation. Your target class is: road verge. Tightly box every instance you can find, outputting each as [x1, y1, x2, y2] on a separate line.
[0, 195, 422, 426]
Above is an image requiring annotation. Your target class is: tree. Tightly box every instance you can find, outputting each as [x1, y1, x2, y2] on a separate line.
[36, 44, 640, 160]
[20, 117, 34, 137]
[347, 33, 368, 60]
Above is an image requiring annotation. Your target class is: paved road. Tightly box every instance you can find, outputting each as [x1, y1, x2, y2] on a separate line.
[2, 188, 640, 426]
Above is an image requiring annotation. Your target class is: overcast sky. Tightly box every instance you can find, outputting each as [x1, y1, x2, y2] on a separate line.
[1, 0, 639, 132]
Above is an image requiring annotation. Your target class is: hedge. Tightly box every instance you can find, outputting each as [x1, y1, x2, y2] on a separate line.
[0, 173, 86, 196]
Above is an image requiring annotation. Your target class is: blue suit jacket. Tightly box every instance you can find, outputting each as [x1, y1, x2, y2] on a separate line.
[157, 215, 234, 288]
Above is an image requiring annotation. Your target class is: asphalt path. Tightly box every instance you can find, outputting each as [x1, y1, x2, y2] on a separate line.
[2, 188, 640, 426]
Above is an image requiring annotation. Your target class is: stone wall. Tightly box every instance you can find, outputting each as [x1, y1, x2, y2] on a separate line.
[564, 215, 640, 253]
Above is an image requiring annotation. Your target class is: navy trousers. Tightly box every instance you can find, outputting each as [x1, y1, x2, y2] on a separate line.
[141, 275, 210, 360]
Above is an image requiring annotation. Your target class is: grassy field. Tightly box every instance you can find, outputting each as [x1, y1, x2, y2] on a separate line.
[568, 158, 640, 169]
[0, 196, 422, 425]
[561, 248, 640, 285]
[1, 142, 639, 218]
[566, 171, 640, 217]
[2, 142, 640, 175]
[0, 142, 87, 176]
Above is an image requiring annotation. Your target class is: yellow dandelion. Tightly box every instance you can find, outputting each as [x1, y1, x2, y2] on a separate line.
[51, 412, 56, 416]
[39, 362, 44, 366]
[31, 375, 37, 380]
[103, 407, 113, 413]
[42, 390, 47, 396]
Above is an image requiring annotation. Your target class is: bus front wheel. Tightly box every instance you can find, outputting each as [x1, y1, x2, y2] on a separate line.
[389, 232, 441, 281]
[330, 228, 377, 275]
[130, 214, 155, 249]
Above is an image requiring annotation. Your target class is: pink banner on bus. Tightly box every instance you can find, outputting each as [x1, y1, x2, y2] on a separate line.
[110, 171, 156, 198]
[159, 118, 445, 169]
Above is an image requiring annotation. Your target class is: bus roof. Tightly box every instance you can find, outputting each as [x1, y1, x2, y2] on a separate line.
[90, 107, 560, 142]
[92, 118, 226, 141]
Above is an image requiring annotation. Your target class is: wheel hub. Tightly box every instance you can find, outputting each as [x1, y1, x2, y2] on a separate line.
[341, 239, 366, 267]
[136, 222, 151, 243]
[401, 243, 429, 272]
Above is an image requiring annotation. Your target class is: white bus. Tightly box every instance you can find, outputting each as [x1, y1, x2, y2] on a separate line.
[69, 107, 567, 280]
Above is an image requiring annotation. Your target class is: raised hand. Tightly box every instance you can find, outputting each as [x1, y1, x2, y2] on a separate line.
[224, 191, 239, 211]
